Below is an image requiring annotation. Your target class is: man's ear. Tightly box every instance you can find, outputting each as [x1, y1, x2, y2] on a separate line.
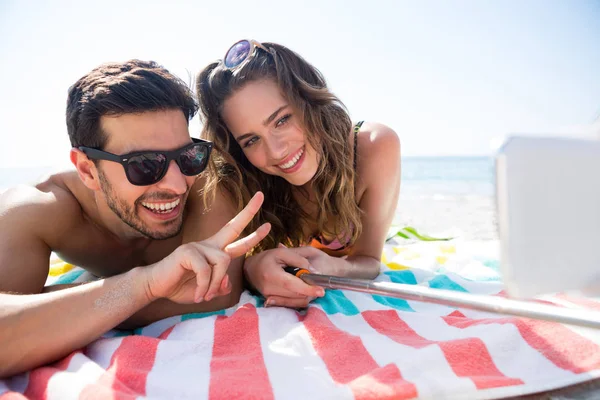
[70, 148, 101, 191]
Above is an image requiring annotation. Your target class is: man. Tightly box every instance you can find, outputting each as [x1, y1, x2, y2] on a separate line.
[0, 60, 272, 378]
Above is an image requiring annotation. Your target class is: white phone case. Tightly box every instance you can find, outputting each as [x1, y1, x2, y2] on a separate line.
[496, 136, 600, 298]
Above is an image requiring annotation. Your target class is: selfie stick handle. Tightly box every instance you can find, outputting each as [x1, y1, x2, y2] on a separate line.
[283, 266, 600, 329]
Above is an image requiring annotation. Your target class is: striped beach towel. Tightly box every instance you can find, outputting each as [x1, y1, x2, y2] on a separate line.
[2, 234, 600, 399]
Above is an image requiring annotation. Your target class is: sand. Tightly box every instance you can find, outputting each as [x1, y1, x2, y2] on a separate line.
[394, 194, 498, 241]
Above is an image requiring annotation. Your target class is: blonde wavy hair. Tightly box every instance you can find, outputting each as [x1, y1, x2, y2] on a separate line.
[196, 42, 362, 252]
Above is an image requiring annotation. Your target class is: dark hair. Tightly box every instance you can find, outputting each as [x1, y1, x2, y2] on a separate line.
[66, 59, 198, 149]
[196, 42, 361, 252]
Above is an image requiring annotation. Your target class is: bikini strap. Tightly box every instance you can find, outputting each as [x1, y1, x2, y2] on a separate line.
[353, 121, 364, 172]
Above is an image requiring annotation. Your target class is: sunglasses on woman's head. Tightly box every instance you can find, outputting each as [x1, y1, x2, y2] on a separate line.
[223, 39, 270, 70]
[79, 138, 213, 186]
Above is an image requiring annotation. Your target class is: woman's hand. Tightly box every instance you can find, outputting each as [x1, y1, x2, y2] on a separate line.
[244, 247, 325, 308]
[283, 245, 346, 276]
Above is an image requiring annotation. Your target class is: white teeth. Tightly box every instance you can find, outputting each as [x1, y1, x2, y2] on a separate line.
[141, 198, 180, 212]
[279, 148, 304, 170]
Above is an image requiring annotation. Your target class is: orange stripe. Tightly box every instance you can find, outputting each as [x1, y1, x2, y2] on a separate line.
[21, 350, 83, 399]
[363, 310, 523, 390]
[158, 325, 176, 339]
[209, 305, 274, 400]
[554, 293, 600, 311]
[443, 314, 600, 374]
[80, 336, 159, 399]
[300, 308, 418, 400]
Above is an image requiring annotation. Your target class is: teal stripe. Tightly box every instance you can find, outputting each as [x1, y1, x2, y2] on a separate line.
[313, 290, 360, 316]
[112, 329, 134, 337]
[53, 269, 84, 285]
[375, 271, 417, 311]
[471, 256, 501, 279]
[428, 275, 468, 292]
[372, 295, 414, 311]
[181, 309, 226, 321]
[253, 294, 266, 308]
[483, 259, 500, 272]
[384, 270, 418, 285]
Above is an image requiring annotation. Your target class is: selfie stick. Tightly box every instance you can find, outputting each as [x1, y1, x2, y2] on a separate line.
[284, 267, 600, 329]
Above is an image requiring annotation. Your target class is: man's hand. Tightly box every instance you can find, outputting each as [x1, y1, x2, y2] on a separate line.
[143, 192, 271, 304]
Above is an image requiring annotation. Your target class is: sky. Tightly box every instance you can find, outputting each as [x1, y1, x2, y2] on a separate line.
[0, 0, 599, 168]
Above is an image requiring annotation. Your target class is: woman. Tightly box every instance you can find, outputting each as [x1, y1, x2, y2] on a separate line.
[196, 40, 401, 308]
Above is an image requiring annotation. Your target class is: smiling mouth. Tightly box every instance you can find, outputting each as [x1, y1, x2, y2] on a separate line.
[278, 147, 304, 170]
[141, 198, 181, 214]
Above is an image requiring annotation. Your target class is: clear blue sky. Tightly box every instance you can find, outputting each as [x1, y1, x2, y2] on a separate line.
[1, 0, 598, 167]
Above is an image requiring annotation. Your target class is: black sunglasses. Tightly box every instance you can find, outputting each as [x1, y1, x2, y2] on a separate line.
[79, 138, 213, 186]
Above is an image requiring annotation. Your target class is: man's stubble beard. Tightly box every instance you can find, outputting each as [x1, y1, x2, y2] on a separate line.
[97, 168, 186, 240]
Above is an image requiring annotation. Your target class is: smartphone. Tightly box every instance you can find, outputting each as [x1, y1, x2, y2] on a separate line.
[496, 136, 600, 298]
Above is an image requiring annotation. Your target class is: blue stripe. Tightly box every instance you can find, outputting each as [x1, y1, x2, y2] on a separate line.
[372, 294, 414, 311]
[384, 270, 418, 285]
[53, 269, 84, 285]
[428, 275, 468, 292]
[112, 329, 134, 337]
[181, 309, 226, 321]
[481, 259, 502, 281]
[252, 294, 266, 308]
[374, 270, 417, 311]
[482, 259, 500, 271]
[313, 290, 360, 316]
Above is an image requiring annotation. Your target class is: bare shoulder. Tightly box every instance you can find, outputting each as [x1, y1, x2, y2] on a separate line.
[187, 175, 237, 218]
[357, 121, 400, 152]
[0, 173, 83, 238]
[0, 172, 85, 293]
[183, 175, 237, 242]
[356, 121, 401, 168]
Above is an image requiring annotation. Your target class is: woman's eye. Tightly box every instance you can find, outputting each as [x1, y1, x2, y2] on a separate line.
[243, 136, 259, 148]
[275, 114, 291, 127]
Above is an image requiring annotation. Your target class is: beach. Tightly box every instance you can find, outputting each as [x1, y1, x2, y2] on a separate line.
[396, 193, 497, 241]
[395, 156, 497, 241]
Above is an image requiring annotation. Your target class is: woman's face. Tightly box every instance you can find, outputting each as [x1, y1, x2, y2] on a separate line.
[221, 79, 319, 186]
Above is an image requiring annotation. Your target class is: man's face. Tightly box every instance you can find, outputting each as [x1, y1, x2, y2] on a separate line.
[95, 109, 196, 240]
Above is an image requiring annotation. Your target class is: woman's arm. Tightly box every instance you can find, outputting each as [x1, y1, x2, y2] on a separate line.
[338, 122, 401, 278]
[294, 122, 401, 280]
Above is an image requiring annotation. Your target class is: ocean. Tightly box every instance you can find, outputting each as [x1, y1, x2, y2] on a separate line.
[397, 157, 497, 240]
[401, 156, 494, 197]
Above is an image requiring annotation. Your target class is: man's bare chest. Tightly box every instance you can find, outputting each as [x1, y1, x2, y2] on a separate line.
[54, 224, 182, 278]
